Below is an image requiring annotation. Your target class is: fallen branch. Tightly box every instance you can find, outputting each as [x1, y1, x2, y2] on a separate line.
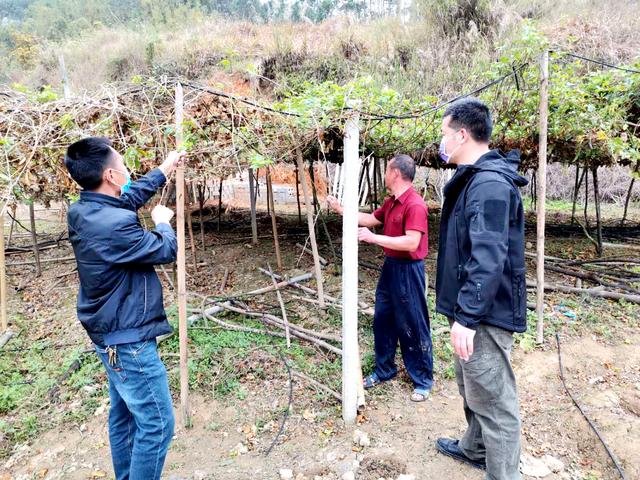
[292, 370, 341, 402]
[214, 302, 341, 354]
[219, 268, 229, 292]
[202, 308, 341, 355]
[258, 268, 374, 315]
[296, 243, 328, 266]
[0, 330, 16, 349]
[526, 279, 640, 304]
[7, 255, 75, 266]
[248, 272, 314, 296]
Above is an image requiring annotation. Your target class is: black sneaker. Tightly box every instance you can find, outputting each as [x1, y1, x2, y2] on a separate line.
[435, 438, 487, 470]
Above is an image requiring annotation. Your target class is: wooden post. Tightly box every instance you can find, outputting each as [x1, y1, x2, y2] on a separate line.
[217, 177, 223, 233]
[342, 112, 363, 424]
[620, 176, 636, 227]
[1, 211, 7, 331]
[186, 182, 198, 273]
[197, 181, 205, 249]
[592, 167, 603, 256]
[6, 206, 15, 247]
[535, 50, 548, 345]
[295, 148, 325, 308]
[266, 166, 282, 269]
[295, 163, 302, 225]
[248, 168, 258, 245]
[175, 83, 191, 428]
[29, 202, 41, 276]
[58, 53, 70, 99]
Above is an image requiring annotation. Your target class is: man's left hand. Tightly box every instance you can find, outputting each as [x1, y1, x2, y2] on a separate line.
[358, 227, 378, 244]
[159, 150, 186, 179]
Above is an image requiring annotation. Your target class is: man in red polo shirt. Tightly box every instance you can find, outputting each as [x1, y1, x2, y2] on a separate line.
[328, 154, 433, 402]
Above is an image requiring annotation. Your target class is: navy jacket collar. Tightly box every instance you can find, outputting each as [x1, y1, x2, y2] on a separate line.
[79, 191, 122, 207]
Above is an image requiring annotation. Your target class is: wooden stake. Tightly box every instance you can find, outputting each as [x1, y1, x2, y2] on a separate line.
[266, 166, 282, 269]
[186, 183, 198, 273]
[295, 163, 302, 225]
[197, 181, 205, 249]
[295, 149, 325, 307]
[58, 53, 70, 99]
[592, 167, 603, 256]
[217, 177, 223, 233]
[6, 206, 15, 247]
[535, 50, 548, 345]
[1, 212, 7, 331]
[248, 168, 258, 245]
[174, 83, 191, 428]
[29, 202, 41, 276]
[620, 176, 635, 227]
[342, 112, 363, 423]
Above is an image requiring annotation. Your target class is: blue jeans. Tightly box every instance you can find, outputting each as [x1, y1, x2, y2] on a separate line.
[95, 339, 175, 480]
[373, 257, 434, 391]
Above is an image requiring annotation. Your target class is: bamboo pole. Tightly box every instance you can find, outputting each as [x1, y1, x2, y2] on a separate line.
[536, 50, 549, 345]
[295, 149, 325, 307]
[342, 111, 363, 423]
[174, 83, 191, 428]
[248, 168, 258, 245]
[266, 166, 282, 269]
[1, 212, 7, 331]
[29, 202, 41, 276]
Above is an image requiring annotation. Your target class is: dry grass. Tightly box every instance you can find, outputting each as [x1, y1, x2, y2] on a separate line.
[2, 0, 638, 98]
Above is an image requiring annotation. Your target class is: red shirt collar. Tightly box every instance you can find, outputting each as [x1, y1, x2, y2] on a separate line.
[392, 186, 414, 205]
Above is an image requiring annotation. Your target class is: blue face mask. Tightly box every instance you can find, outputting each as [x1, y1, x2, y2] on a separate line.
[120, 175, 132, 195]
[112, 169, 132, 195]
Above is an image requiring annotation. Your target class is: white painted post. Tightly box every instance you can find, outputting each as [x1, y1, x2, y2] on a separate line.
[536, 50, 549, 344]
[342, 112, 362, 424]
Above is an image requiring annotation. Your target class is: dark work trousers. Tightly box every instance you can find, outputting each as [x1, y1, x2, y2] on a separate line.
[373, 256, 434, 391]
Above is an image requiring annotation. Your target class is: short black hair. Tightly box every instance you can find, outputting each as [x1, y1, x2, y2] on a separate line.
[443, 97, 492, 143]
[64, 137, 114, 190]
[390, 154, 416, 181]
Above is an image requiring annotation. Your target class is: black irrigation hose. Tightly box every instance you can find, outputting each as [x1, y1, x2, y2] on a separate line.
[264, 347, 293, 457]
[556, 333, 627, 480]
[354, 63, 529, 121]
[184, 65, 529, 121]
[555, 51, 640, 75]
[195, 291, 295, 456]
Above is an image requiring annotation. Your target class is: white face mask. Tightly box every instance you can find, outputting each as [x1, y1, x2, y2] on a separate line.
[438, 131, 463, 164]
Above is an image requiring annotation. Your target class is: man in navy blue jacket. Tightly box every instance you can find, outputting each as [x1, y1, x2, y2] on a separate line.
[64, 137, 184, 480]
[434, 99, 528, 480]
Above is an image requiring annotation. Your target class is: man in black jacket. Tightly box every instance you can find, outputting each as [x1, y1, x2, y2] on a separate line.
[65, 137, 184, 480]
[434, 98, 528, 480]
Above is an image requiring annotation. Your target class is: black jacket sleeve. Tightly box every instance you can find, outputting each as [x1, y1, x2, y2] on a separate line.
[454, 178, 512, 329]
